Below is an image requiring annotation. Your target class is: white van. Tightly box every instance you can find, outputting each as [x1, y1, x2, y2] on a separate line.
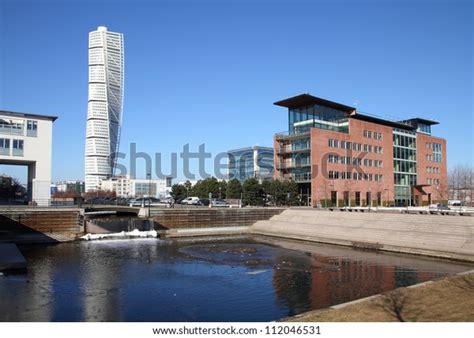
[448, 200, 462, 207]
[181, 197, 200, 205]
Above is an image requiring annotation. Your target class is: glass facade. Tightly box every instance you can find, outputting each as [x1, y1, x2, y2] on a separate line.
[228, 147, 274, 182]
[393, 130, 417, 206]
[417, 123, 431, 134]
[134, 182, 157, 197]
[288, 104, 349, 135]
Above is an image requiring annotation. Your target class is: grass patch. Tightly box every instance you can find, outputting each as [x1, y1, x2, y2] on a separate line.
[287, 272, 474, 322]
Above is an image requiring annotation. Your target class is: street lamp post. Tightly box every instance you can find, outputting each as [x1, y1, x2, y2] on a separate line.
[147, 171, 151, 217]
[368, 187, 372, 212]
[329, 183, 334, 208]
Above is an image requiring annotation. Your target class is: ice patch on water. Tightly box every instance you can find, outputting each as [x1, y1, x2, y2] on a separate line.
[246, 269, 267, 275]
[81, 229, 158, 241]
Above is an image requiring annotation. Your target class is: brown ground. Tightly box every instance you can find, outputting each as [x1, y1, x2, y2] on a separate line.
[287, 272, 474, 322]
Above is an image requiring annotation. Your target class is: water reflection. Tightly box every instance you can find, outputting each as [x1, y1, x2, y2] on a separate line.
[0, 236, 471, 322]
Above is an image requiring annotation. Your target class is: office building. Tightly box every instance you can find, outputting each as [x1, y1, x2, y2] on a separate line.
[56, 180, 85, 194]
[85, 26, 124, 192]
[100, 175, 172, 198]
[0, 110, 57, 205]
[273, 94, 447, 207]
[227, 146, 274, 182]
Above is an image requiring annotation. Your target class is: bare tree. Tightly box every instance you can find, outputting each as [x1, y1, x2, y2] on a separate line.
[449, 164, 474, 206]
[380, 289, 409, 322]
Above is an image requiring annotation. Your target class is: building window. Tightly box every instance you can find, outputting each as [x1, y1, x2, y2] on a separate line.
[13, 139, 23, 149]
[0, 138, 10, 148]
[12, 139, 24, 156]
[343, 191, 350, 206]
[0, 138, 10, 155]
[355, 192, 361, 206]
[26, 120, 38, 137]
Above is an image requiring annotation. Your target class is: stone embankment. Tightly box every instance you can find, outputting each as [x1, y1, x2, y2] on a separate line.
[251, 209, 474, 262]
[0, 207, 83, 243]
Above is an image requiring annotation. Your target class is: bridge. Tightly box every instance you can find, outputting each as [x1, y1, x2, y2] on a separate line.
[83, 205, 141, 216]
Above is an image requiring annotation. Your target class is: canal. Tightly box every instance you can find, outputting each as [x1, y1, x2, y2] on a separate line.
[0, 235, 472, 321]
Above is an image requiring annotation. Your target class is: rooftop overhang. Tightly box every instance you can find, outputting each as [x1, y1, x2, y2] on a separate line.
[0, 110, 58, 122]
[413, 184, 431, 195]
[400, 118, 439, 126]
[350, 113, 415, 131]
[274, 94, 356, 114]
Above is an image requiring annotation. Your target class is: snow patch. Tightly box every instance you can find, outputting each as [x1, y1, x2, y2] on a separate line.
[81, 230, 158, 241]
[246, 270, 267, 275]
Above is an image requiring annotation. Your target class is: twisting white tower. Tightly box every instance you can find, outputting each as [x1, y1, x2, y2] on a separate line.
[85, 26, 124, 192]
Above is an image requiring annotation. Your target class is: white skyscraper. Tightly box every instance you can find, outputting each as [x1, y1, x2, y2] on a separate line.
[85, 26, 124, 192]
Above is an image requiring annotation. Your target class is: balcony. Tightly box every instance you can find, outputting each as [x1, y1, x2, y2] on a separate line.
[277, 146, 311, 155]
[26, 129, 37, 137]
[12, 148, 24, 156]
[275, 130, 310, 141]
[0, 125, 24, 136]
[284, 173, 311, 183]
[0, 147, 9, 156]
[279, 160, 311, 170]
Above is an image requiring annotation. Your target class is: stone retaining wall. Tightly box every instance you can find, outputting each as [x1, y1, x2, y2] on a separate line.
[153, 208, 285, 229]
[0, 208, 83, 243]
[251, 209, 474, 262]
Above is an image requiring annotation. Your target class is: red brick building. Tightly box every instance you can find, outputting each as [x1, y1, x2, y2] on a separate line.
[273, 94, 447, 207]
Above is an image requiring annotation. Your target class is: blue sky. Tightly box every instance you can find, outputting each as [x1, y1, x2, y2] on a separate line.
[0, 0, 472, 183]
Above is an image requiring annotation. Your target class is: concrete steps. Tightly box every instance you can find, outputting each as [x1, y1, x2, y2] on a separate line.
[250, 209, 474, 261]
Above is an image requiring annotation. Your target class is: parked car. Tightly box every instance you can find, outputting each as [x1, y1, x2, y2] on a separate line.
[448, 200, 462, 207]
[129, 197, 162, 207]
[211, 198, 229, 207]
[197, 198, 210, 206]
[181, 197, 200, 205]
[175, 197, 185, 204]
[429, 203, 450, 211]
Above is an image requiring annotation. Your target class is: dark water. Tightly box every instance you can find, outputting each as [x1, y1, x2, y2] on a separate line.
[0, 236, 471, 322]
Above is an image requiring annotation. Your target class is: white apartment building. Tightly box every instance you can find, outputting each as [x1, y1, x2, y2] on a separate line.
[100, 176, 172, 198]
[56, 180, 85, 194]
[0, 110, 56, 205]
[85, 26, 124, 192]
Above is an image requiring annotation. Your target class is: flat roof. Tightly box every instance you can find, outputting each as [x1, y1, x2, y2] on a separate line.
[0, 110, 58, 122]
[351, 113, 415, 131]
[274, 94, 356, 113]
[399, 118, 439, 126]
[274, 93, 441, 132]
[227, 146, 274, 153]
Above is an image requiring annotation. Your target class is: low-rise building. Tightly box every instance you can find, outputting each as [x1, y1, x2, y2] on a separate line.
[100, 175, 172, 198]
[0, 110, 56, 206]
[227, 146, 274, 182]
[273, 94, 448, 207]
[56, 180, 85, 194]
